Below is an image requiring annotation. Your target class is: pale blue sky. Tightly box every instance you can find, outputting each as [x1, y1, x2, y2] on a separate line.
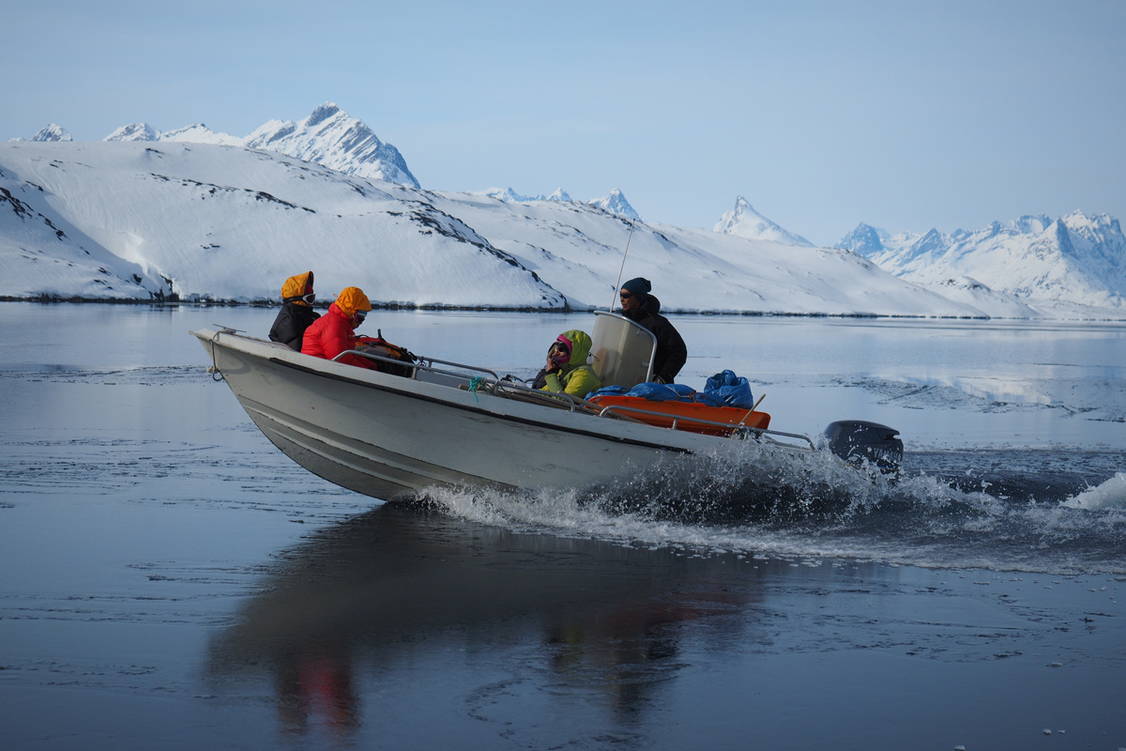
[5, 0, 1124, 245]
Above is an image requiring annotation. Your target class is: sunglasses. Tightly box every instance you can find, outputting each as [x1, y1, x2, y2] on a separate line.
[301, 292, 315, 304]
[355, 311, 367, 323]
[619, 291, 632, 299]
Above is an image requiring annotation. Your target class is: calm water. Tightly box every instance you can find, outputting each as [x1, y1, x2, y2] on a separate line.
[1, 303, 1123, 750]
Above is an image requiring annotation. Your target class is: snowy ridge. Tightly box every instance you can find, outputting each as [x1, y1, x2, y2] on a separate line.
[9, 124, 74, 143]
[838, 213, 1126, 311]
[74, 103, 418, 188]
[243, 102, 419, 188]
[0, 140, 987, 315]
[587, 189, 640, 220]
[472, 186, 636, 219]
[160, 123, 243, 147]
[0, 142, 560, 306]
[0, 166, 169, 299]
[715, 196, 813, 247]
[104, 122, 160, 142]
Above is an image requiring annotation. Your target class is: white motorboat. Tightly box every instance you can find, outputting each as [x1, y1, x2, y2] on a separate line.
[192, 313, 901, 503]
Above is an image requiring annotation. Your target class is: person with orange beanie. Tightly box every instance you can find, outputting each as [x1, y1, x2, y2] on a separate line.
[301, 286, 376, 368]
[268, 271, 320, 350]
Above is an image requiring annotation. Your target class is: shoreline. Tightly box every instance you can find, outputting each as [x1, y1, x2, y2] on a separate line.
[5, 296, 1125, 322]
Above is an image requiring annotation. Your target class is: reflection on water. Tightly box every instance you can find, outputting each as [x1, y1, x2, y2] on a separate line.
[207, 505, 782, 736]
[274, 649, 359, 735]
[2, 304, 1123, 749]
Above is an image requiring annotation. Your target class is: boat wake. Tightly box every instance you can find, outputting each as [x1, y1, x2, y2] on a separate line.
[420, 444, 1126, 575]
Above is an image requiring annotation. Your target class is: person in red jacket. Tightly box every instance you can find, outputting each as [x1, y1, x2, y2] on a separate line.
[301, 286, 376, 369]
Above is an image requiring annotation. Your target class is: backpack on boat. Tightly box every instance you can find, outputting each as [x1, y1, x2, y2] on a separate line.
[356, 331, 418, 378]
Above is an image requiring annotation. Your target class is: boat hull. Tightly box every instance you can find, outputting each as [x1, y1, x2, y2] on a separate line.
[194, 329, 719, 502]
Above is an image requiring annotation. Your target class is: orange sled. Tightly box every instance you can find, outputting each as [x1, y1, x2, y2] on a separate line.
[587, 395, 771, 436]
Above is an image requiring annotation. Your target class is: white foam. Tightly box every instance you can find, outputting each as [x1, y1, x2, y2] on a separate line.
[421, 444, 988, 560]
[418, 445, 1126, 575]
[1063, 472, 1126, 510]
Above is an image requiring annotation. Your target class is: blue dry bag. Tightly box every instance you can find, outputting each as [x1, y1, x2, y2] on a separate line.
[698, 370, 754, 409]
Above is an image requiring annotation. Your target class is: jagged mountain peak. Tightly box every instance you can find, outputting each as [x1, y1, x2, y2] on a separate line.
[474, 186, 583, 205]
[306, 101, 341, 127]
[911, 228, 947, 253]
[857, 210, 1124, 308]
[29, 124, 74, 143]
[835, 222, 885, 255]
[715, 195, 812, 247]
[104, 122, 159, 142]
[91, 103, 418, 188]
[588, 189, 640, 220]
[243, 103, 419, 188]
[1061, 209, 1123, 239]
[1011, 214, 1052, 234]
[474, 186, 635, 218]
[160, 123, 242, 146]
[477, 187, 533, 202]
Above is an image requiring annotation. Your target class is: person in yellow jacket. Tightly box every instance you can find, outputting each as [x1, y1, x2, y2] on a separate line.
[538, 330, 601, 397]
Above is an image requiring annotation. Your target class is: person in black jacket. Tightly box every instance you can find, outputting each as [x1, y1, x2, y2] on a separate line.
[618, 277, 687, 383]
[269, 270, 321, 351]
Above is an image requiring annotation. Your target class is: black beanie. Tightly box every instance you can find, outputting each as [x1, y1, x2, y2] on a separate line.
[621, 277, 652, 296]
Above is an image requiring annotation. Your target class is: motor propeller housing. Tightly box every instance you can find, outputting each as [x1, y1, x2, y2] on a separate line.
[823, 420, 903, 474]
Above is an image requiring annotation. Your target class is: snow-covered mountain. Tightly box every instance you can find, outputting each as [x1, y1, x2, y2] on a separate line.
[473, 186, 637, 219]
[0, 142, 558, 307]
[0, 163, 169, 299]
[835, 222, 886, 255]
[9, 124, 74, 143]
[476, 187, 537, 202]
[242, 103, 418, 188]
[476, 186, 573, 203]
[104, 122, 160, 142]
[715, 196, 813, 247]
[837, 213, 1125, 311]
[0, 140, 987, 316]
[160, 123, 243, 147]
[587, 189, 640, 220]
[76, 103, 419, 188]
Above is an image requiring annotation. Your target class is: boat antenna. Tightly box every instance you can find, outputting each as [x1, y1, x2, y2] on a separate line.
[610, 219, 636, 312]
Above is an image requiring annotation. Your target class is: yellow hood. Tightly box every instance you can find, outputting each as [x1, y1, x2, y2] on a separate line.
[280, 271, 314, 305]
[335, 286, 373, 316]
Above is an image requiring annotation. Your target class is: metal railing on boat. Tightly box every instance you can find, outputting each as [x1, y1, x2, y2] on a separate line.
[333, 350, 499, 381]
[334, 349, 585, 410]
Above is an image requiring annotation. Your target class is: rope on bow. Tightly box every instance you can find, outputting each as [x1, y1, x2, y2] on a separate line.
[467, 376, 485, 402]
[209, 333, 225, 381]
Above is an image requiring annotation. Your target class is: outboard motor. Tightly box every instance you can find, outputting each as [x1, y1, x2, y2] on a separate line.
[823, 420, 903, 475]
